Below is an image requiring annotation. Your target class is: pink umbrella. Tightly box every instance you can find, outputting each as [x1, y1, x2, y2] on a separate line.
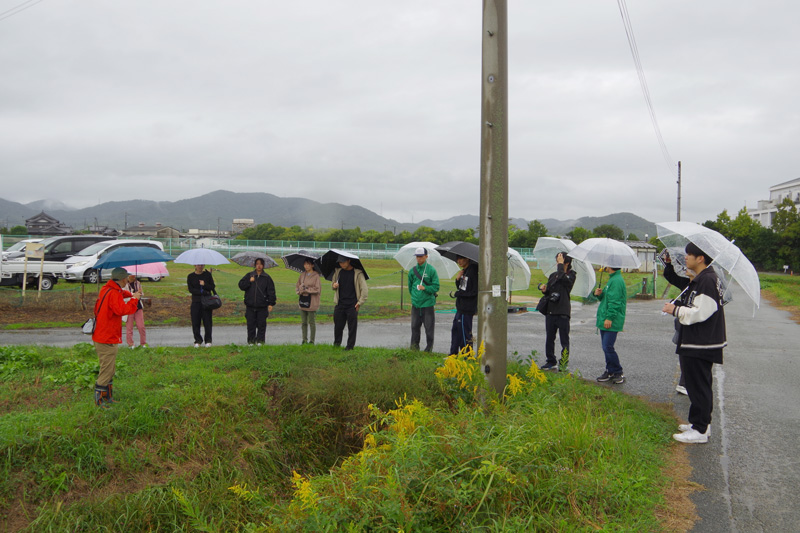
[121, 262, 170, 281]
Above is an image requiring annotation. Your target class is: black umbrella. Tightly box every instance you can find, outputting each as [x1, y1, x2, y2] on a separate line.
[230, 251, 278, 268]
[281, 250, 322, 274]
[319, 249, 370, 281]
[435, 241, 480, 264]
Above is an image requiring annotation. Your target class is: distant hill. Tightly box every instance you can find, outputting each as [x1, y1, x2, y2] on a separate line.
[0, 191, 656, 238]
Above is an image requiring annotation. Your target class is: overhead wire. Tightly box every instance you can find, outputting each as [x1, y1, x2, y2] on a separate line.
[616, 0, 677, 177]
[0, 0, 45, 22]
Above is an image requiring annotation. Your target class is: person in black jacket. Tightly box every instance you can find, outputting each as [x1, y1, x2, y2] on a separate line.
[187, 264, 216, 347]
[538, 252, 577, 371]
[662, 242, 727, 444]
[663, 251, 692, 395]
[238, 258, 277, 345]
[449, 256, 478, 355]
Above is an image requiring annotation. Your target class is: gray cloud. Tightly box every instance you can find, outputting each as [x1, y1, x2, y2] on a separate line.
[1, 0, 797, 227]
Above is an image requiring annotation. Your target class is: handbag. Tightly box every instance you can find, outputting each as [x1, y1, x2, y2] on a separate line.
[201, 290, 223, 310]
[81, 290, 111, 335]
[536, 295, 549, 315]
[298, 294, 312, 308]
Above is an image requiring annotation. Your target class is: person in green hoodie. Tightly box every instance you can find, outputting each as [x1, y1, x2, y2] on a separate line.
[408, 247, 440, 351]
[594, 266, 627, 384]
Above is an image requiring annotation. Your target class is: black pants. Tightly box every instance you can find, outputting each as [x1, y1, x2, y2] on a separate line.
[450, 312, 474, 355]
[410, 306, 435, 351]
[190, 301, 213, 344]
[545, 314, 570, 365]
[333, 305, 358, 349]
[245, 306, 269, 344]
[680, 355, 714, 434]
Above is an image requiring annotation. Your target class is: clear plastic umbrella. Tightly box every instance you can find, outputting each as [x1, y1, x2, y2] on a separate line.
[656, 221, 760, 308]
[506, 248, 531, 291]
[394, 242, 460, 279]
[533, 237, 596, 298]
[569, 238, 642, 270]
[174, 248, 229, 266]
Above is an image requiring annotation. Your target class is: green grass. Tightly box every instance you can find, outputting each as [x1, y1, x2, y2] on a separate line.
[759, 273, 800, 308]
[0, 343, 684, 531]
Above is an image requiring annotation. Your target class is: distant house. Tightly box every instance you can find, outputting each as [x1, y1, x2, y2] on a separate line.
[625, 240, 657, 272]
[120, 223, 180, 239]
[748, 177, 800, 227]
[232, 218, 255, 233]
[25, 211, 73, 235]
[87, 225, 120, 237]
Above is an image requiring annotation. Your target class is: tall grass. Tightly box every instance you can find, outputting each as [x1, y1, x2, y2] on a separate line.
[0, 342, 686, 531]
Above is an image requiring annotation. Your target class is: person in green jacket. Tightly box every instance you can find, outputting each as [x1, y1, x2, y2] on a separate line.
[408, 247, 440, 351]
[594, 267, 627, 384]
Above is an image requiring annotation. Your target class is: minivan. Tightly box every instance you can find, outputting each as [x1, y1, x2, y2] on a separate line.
[3, 235, 112, 262]
[62, 239, 166, 283]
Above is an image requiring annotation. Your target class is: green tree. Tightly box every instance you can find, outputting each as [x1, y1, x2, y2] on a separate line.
[593, 224, 624, 240]
[627, 233, 639, 241]
[566, 226, 593, 244]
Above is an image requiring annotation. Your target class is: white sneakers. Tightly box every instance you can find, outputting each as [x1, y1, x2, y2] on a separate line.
[205, 343, 212, 348]
[194, 343, 201, 348]
[675, 385, 688, 395]
[673, 425, 710, 444]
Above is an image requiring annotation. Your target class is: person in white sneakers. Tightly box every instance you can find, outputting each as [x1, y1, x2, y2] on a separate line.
[662, 242, 727, 444]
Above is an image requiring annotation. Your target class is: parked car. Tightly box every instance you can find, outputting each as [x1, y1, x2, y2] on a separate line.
[3, 235, 112, 262]
[62, 240, 166, 283]
[1, 238, 42, 260]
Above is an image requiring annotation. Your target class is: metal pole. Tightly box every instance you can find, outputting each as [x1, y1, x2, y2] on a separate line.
[676, 161, 682, 221]
[478, 0, 509, 398]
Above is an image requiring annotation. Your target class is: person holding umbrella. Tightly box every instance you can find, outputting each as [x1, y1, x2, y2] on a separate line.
[122, 272, 147, 348]
[538, 252, 576, 371]
[331, 256, 368, 350]
[296, 258, 321, 344]
[187, 264, 216, 347]
[408, 247, 440, 352]
[594, 266, 627, 384]
[662, 242, 727, 444]
[92, 267, 142, 408]
[238, 257, 276, 345]
[449, 255, 478, 355]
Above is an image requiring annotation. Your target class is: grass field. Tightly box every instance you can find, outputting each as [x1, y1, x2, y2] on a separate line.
[0, 343, 693, 531]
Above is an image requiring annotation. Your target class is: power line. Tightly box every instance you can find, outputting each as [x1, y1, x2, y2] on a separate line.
[616, 0, 676, 177]
[0, 0, 45, 22]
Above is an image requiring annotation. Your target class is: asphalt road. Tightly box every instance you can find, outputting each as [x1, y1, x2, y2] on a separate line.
[1, 285, 797, 532]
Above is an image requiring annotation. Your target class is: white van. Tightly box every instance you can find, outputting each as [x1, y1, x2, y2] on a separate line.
[62, 240, 165, 283]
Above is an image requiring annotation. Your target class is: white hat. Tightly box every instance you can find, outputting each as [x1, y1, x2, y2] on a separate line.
[414, 247, 427, 256]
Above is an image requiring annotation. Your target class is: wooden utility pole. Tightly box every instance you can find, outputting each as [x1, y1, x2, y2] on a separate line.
[676, 161, 682, 221]
[478, 0, 509, 398]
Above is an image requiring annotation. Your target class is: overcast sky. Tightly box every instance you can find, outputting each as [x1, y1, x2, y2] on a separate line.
[1, 1, 797, 226]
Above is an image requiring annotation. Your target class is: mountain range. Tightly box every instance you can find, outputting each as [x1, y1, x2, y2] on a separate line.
[0, 191, 658, 239]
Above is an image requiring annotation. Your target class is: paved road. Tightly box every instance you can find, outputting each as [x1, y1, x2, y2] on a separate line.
[1, 287, 797, 532]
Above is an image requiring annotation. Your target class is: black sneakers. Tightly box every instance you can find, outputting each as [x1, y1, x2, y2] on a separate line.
[597, 371, 625, 384]
[540, 362, 559, 372]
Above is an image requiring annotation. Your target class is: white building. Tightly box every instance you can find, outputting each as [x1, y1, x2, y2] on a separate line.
[748, 177, 800, 227]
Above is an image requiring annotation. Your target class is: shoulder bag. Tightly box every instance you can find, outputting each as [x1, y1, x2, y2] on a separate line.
[82, 290, 111, 334]
[201, 288, 223, 310]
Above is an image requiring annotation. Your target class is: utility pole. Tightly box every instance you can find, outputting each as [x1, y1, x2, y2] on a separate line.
[478, 0, 509, 398]
[676, 161, 682, 221]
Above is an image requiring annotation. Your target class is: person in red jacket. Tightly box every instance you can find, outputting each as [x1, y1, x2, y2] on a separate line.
[92, 267, 141, 408]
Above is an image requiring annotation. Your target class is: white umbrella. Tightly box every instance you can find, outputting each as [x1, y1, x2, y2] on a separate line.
[656, 221, 760, 308]
[506, 248, 531, 291]
[533, 237, 596, 298]
[569, 238, 642, 270]
[394, 242, 460, 279]
[174, 248, 230, 265]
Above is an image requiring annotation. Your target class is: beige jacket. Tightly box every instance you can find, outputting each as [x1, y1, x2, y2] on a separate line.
[332, 267, 368, 307]
[296, 270, 321, 312]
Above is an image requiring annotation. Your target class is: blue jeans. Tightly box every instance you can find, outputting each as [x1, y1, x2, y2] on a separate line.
[600, 330, 622, 374]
